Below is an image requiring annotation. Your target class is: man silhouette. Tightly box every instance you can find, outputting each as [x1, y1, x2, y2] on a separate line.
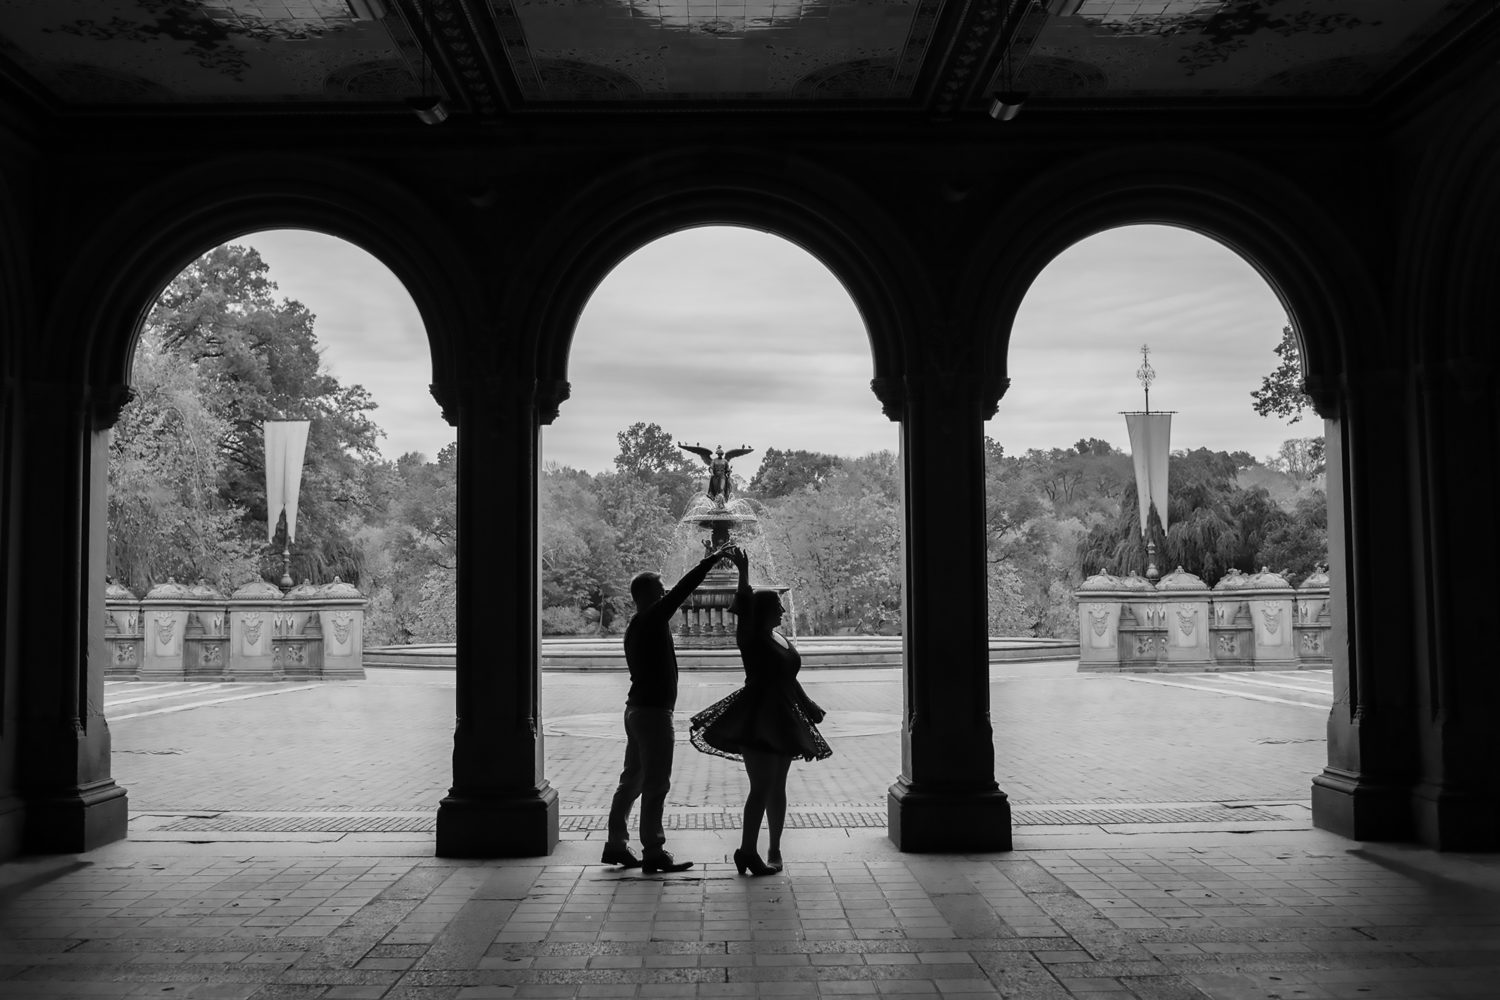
[602, 545, 724, 873]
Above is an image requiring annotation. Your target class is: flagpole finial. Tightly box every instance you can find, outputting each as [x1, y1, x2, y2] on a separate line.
[1136, 344, 1156, 413]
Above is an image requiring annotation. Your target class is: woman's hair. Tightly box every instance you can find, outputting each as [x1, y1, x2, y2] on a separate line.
[750, 589, 782, 625]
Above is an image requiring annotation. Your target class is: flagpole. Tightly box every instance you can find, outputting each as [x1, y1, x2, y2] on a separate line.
[1136, 345, 1159, 581]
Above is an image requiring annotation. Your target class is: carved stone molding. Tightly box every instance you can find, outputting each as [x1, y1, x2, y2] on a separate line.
[1302, 373, 1341, 421]
[430, 381, 460, 427]
[92, 384, 136, 431]
[432, 375, 569, 427]
[535, 378, 571, 426]
[1087, 606, 1110, 637]
[870, 376, 904, 421]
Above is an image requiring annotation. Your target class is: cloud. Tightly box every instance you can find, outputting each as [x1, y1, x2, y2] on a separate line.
[239, 223, 1309, 475]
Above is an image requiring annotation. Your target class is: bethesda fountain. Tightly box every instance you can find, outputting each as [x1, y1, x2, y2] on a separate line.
[669, 441, 792, 649]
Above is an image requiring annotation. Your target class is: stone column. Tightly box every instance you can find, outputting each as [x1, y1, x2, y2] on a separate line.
[433, 375, 559, 857]
[182, 582, 229, 680]
[1209, 570, 1253, 668]
[1311, 375, 1418, 841]
[228, 581, 283, 679]
[1075, 573, 1124, 671]
[103, 583, 143, 679]
[1156, 567, 1213, 670]
[16, 381, 128, 852]
[880, 372, 1011, 852]
[139, 580, 192, 681]
[1405, 358, 1499, 849]
[1293, 569, 1332, 668]
[1243, 569, 1297, 670]
[317, 580, 366, 680]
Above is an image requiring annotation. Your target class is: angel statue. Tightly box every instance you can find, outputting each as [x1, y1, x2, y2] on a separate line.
[678, 442, 754, 505]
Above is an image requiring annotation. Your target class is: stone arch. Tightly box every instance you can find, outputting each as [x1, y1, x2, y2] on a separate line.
[41, 154, 480, 414]
[511, 148, 924, 417]
[1398, 91, 1500, 362]
[959, 145, 1381, 418]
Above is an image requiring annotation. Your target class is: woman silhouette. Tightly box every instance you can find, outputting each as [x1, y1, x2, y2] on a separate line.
[689, 546, 831, 875]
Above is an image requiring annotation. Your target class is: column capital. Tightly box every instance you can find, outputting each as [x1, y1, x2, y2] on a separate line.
[16, 378, 134, 431]
[428, 376, 572, 427]
[872, 371, 1010, 423]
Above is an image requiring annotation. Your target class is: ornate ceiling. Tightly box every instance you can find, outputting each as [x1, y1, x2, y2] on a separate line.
[0, 0, 1485, 119]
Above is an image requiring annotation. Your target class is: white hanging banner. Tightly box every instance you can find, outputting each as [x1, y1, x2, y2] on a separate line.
[264, 420, 311, 544]
[1124, 412, 1172, 535]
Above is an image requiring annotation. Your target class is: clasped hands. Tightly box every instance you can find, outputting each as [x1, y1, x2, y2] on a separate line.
[706, 543, 750, 570]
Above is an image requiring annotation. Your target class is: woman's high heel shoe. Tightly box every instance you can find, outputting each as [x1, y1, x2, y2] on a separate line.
[733, 848, 777, 876]
[765, 849, 782, 872]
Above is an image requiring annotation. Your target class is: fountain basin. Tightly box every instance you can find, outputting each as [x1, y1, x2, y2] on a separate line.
[364, 635, 1079, 671]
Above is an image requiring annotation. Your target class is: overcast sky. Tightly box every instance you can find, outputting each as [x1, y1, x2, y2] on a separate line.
[240, 224, 1307, 473]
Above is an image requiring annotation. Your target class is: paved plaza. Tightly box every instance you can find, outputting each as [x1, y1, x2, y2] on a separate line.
[108, 663, 1330, 830]
[4, 663, 1498, 999]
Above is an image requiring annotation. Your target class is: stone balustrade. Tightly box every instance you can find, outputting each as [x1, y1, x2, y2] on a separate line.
[105, 577, 366, 681]
[1076, 566, 1331, 672]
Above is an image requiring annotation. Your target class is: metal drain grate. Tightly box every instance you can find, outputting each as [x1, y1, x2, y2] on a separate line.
[157, 814, 436, 833]
[155, 803, 1287, 834]
[1013, 804, 1286, 826]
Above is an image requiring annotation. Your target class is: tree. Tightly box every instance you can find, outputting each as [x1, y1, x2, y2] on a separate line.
[1256, 490, 1328, 583]
[759, 456, 901, 634]
[141, 243, 384, 584]
[1077, 448, 1246, 587]
[1251, 324, 1315, 423]
[613, 421, 700, 517]
[108, 328, 260, 593]
[357, 445, 458, 643]
[539, 466, 619, 633]
[1267, 436, 1326, 481]
[749, 447, 842, 498]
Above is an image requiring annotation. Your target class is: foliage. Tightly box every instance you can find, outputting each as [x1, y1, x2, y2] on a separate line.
[1266, 436, 1326, 481]
[108, 329, 261, 593]
[357, 446, 458, 643]
[613, 421, 700, 517]
[1075, 447, 1327, 587]
[1251, 324, 1315, 424]
[140, 243, 383, 584]
[760, 454, 902, 635]
[542, 605, 589, 635]
[981, 436, 1132, 635]
[749, 447, 843, 498]
[115, 249, 1332, 644]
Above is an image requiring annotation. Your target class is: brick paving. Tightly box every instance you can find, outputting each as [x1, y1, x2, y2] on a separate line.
[6, 664, 1498, 999]
[3, 832, 1498, 999]
[110, 665, 1328, 817]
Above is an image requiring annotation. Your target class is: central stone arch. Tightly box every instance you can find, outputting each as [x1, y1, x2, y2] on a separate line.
[510, 148, 925, 403]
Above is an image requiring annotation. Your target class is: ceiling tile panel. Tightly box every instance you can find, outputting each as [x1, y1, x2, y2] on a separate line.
[1012, 0, 1473, 100]
[493, 0, 943, 101]
[0, 0, 416, 103]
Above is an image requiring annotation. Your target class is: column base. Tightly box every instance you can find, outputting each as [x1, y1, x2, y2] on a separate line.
[1410, 782, 1500, 851]
[887, 778, 1012, 853]
[22, 780, 128, 854]
[1311, 768, 1412, 842]
[436, 784, 559, 858]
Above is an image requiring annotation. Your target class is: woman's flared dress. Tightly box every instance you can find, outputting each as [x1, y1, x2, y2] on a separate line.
[689, 608, 832, 762]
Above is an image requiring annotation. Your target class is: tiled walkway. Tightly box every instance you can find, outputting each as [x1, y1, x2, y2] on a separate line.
[4, 665, 1498, 999]
[4, 830, 1500, 999]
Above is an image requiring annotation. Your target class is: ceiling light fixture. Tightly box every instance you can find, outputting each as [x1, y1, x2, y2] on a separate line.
[989, 93, 1026, 121]
[990, 0, 1030, 122]
[409, 0, 448, 125]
